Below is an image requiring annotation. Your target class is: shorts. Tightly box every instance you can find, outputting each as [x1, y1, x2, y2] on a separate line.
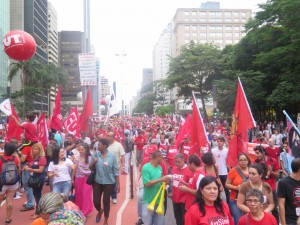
[0, 183, 19, 195]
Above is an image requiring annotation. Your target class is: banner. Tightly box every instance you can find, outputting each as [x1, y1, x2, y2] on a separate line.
[64, 107, 80, 137]
[50, 86, 63, 132]
[78, 53, 97, 86]
[0, 99, 12, 116]
[36, 113, 49, 148]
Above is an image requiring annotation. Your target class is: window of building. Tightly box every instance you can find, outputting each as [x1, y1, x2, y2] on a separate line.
[185, 25, 190, 30]
[192, 11, 197, 16]
[199, 12, 206, 16]
[225, 26, 232, 30]
[209, 26, 216, 30]
[216, 32, 222, 36]
[225, 12, 232, 17]
[199, 25, 207, 30]
[192, 18, 197, 22]
[209, 18, 216, 22]
[226, 40, 233, 44]
[184, 11, 189, 16]
[234, 26, 240, 31]
[192, 25, 197, 30]
[225, 33, 232, 37]
[199, 33, 207, 37]
[241, 12, 246, 17]
[234, 18, 240, 22]
[200, 40, 207, 44]
[234, 33, 240, 37]
[225, 18, 232, 22]
[215, 18, 222, 22]
[233, 12, 239, 17]
[215, 40, 223, 44]
[192, 33, 197, 37]
[209, 12, 216, 16]
[185, 32, 190, 37]
[210, 33, 216, 37]
[185, 40, 190, 44]
[184, 18, 189, 22]
[241, 18, 246, 23]
[234, 40, 240, 44]
[216, 26, 223, 30]
[199, 18, 206, 22]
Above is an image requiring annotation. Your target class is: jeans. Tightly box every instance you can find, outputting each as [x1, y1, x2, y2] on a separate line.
[219, 175, 230, 204]
[53, 180, 72, 197]
[22, 170, 34, 208]
[138, 187, 144, 218]
[111, 183, 117, 199]
[229, 200, 242, 225]
[32, 178, 45, 214]
[142, 202, 165, 225]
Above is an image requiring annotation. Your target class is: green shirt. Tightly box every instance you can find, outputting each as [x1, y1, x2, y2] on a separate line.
[142, 162, 163, 204]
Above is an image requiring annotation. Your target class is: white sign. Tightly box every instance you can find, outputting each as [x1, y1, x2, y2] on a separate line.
[78, 53, 97, 86]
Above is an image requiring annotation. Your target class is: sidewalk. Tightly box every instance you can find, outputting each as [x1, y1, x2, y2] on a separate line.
[0, 171, 139, 225]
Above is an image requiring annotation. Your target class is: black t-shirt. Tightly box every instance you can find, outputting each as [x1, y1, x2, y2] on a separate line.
[277, 176, 300, 224]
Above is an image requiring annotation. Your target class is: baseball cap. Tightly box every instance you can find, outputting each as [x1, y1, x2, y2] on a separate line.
[124, 130, 130, 135]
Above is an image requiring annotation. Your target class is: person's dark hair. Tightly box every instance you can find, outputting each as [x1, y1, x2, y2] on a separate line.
[52, 146, 63, 165]
[152, 150, 162, 159]
[188, 154, 201, 167]
[75, 139, 84, 145]
[4, 143, 16, 156]
[282, 137, 287, 144]
[253, 145, 266, 155]
[217, 135, 225, 142]
[66, 134, 74, 139]
[201, 152, 214, 166]
[238, 153, 251, 167]
[195, 176, 224, 217]
[249, 163, 267, 178]
[175, 153, 184, 160]
[291, 158, 300, 173]
[98, 138, 109, 148]
[245, 189, 264, 203]
[169, 138, 175, 144]
[78, 143, 90, 164]
[26, 112, 35, 122]
[49, 132, 55, 141]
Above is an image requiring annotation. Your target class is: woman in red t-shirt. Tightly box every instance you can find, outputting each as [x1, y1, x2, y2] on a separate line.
[0, 143, 21, 224]
[185, 176, 234, 225]
[23, 143, 47, 219]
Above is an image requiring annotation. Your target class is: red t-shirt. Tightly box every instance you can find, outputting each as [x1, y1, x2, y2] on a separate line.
[22, 122, 38, 142]
[184, 169, 206, 210]
[143, 145, 158, 158]
[0, 155, 19, 173]
[166, 145, 178, 168]
[237, 212, 277, 225]
[180, 142, 191, 162]
[21, 145, 33, 163]
[185, 201, 234, 225]
[259, 156, 280, 190]
[171, 165, 190, 203]
[29, 156, 47, 167]
[139, 157, 168, 176]
[134, 136, 147, 151]
[265, 146, 280, 160]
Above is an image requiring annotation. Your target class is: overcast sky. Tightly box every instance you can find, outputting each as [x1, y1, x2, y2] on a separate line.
[50, 0, 267, 105]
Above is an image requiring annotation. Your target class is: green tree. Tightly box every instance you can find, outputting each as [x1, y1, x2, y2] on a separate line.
[155, 105, 174, 116]
[165, 42, 223, 121]
[132, 94, 155, 115]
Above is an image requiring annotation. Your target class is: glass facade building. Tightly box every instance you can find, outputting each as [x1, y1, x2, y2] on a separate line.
[0, 0, 9, 96]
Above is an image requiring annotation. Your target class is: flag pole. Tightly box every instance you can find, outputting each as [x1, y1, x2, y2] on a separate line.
[283, 110, 300, 136]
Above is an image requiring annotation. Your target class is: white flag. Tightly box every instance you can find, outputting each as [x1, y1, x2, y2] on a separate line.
[108, 91, 119, 117]
[0, 99, 12, 116]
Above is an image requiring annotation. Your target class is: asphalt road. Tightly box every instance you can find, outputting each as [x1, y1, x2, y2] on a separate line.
[165, 197, 177, 225]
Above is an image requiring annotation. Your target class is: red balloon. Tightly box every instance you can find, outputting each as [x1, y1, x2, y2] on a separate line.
[100, 98, 106, 105]
[3, 30, 36, 61]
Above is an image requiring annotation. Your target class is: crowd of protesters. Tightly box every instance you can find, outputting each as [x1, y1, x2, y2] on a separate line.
[0, 113, 299, 225]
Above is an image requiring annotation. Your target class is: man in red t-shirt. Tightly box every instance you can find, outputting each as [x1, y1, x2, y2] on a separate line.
[178, 154, 205, 210]
[11, 113, 38, 143]
[166, 138, 179, 171]
[265, 138, 280, 162]
[254, 146, 280, 223]
[134, 130, 147, 166]
[171, 154, 190, 225]
[178, 135, 191, 163]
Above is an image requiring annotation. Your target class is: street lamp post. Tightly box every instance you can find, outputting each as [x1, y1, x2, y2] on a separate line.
[115, 53, 126, 116]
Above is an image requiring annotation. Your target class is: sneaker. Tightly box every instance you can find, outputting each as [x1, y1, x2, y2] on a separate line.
[136, 218, 144, 225]
[16, 192, 22, 196]
[19, 187, 25, 193]
[13, 195, 21, 200]
[112, 198, 117, 204]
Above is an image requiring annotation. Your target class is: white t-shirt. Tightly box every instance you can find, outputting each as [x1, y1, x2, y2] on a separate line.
[108, 141, 125, 165]
[48, 158, 74, 184]
[212, 147, 228, 175]
[83, 137, 91, 145]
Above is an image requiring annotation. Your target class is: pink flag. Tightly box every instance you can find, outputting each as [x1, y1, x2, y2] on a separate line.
[64, 106, 80, 138]
[50, 86, 63, 132]
[36, 112, 49, 148]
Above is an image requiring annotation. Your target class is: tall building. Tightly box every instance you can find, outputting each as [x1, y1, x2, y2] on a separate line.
[47, 1, 58, 64]
[172, 3, 252, 56]
[100, 76, 110, 99]
[141, 68, 153, 93]
[58, 31, 85, 105]
[10, 0, 49, 93]
[153, 23, 173, 108]
[0, 0, 10, 96]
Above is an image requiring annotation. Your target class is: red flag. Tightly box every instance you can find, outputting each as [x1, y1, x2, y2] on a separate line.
[156, 116, 162, 126]
[64, 106, 80, 138]
[7, 103, 23, 141]
[176, 114, 192, 148]
[190, 94, 209, 155]
[36, 112, 49, 148]
[227, 78, 256, 167]
[79, 88, 93, 132]
[50, 86, 62, 132]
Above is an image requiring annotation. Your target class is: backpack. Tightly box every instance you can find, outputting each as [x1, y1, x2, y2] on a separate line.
[1, 156, 18, 185]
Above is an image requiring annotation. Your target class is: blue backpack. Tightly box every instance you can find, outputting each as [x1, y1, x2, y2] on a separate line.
[1, 156, 19, 185]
